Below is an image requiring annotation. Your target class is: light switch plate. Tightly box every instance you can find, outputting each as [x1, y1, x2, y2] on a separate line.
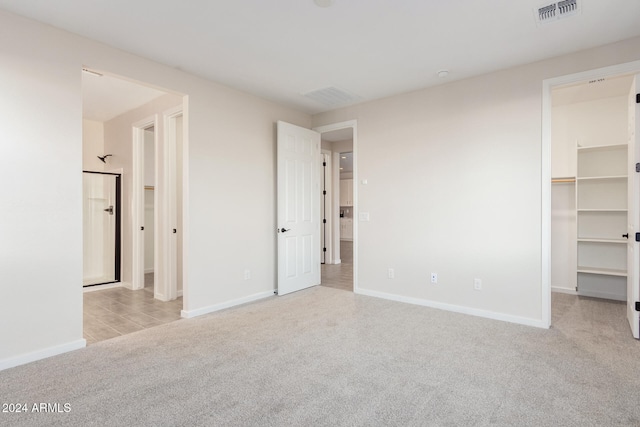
[359, 212, 370, 221]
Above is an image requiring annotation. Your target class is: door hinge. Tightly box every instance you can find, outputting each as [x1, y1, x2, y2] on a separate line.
[323, 247, 327, 252]
[323, 161, 327, 167]
[323, 219, 327, 223]
[636, 302, 640, 312]
[323, 190, 326, 195]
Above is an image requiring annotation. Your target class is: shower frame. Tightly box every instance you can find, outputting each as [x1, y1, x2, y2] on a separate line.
[82, 170, 121, 287]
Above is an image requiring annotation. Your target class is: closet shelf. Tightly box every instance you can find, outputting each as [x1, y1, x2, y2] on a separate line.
[577, 267, 627, 277]
[577, 143, 627, 153]
[576, 175, 627, 181]
[552, 177, 575, 183]
[577, 209, 627, 213]
[577, 238, 627, 244]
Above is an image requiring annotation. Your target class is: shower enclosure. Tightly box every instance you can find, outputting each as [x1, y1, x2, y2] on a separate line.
[83, 171, 121, 287]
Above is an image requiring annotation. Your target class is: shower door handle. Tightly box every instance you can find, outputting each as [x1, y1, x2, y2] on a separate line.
[104, 205, 114, 215]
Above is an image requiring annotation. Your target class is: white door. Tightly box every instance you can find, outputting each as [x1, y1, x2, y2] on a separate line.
[627, 73, 640, 338]
[277, 121, 321, 295]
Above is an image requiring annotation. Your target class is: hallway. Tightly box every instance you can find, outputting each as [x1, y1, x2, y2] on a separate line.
[321, 240, 353, 292]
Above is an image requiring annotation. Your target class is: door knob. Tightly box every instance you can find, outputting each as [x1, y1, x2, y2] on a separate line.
[279, 228, 290, 233]
[103, 205, 114, 215]
[623, 233, 629, 239]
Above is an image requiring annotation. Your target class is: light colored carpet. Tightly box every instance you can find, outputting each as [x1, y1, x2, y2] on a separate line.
[1, 288, 639, 426]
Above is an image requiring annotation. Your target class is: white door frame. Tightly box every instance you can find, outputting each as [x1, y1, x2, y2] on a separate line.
[332, 151, 341, 264]
[132, 115, 158, 292]
[542, 59, 640, 328]
[162, 106, 183, 301]
[321, 149, 333, 264]
[313, 120, 358, 291]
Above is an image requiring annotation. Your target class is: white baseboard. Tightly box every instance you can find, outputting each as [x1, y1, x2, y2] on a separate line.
[0, 339, 86, 372]
[180, 290, 273, 319]
[551, 286, 578, 295]
[355, 288, 548, 329]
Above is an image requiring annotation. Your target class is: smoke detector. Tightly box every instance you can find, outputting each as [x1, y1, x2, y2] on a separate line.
[534, 0, 580, 25]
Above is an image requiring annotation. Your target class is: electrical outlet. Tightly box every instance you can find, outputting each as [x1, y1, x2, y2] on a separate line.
[244, 269, 251, 280]
[431, 273, 437, 284]
[388, 268, 395, 279]
[474, 278, 482, 290]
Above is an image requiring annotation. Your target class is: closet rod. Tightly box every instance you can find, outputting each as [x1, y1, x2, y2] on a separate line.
[551, 178, 575, 183]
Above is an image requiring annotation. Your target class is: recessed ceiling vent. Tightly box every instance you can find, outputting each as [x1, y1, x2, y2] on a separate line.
[535, 0, 580, 25]
[303, 87, 361, 107]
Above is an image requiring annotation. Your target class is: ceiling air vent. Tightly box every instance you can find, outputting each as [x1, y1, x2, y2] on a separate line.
[303, 87, 361, 107]
[535, 0, 580, 25]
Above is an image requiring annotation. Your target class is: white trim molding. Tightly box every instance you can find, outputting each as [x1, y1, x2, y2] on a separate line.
[132, 115, 158, 292]
[180, 291, 273, 319]
[356, 288, 547, 329]
[0, 339, 86, 372]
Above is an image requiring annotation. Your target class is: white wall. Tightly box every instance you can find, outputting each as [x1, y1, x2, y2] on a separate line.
[552, 96, 628, 178]
[551, 183, 576, 292]
[0, 10, 309, 369]
[0, 12, 84, 366]
[82, 119, 105, 172]
[312, 36, 640, 326]
[144, 128, 155, 186]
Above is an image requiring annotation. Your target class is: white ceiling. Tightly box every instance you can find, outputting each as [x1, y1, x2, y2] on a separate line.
[2, 0, 640, 115]
[321, 128, 352, 142]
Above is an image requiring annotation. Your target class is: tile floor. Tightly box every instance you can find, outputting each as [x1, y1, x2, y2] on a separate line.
[321, 240, 353, 292]
[84, 242, 351, 345]
[83, 274, 183, 345]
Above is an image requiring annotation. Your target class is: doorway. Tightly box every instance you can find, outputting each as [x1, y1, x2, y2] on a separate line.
[316, 124, 356, 292]
[545, 62, 640, 337]
[81, 68, 186, 344]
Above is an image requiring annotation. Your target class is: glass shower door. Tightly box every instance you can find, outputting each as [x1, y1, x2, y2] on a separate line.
[83, 171, 121, 287]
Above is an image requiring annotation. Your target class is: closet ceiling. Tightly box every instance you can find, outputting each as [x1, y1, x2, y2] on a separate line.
[553, 75, 634, 106]
[2, 0, 640, 114]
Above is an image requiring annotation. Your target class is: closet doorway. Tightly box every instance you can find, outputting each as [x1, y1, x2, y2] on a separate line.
[143, 126, 156, 294]
[548, 67, 640, 337]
